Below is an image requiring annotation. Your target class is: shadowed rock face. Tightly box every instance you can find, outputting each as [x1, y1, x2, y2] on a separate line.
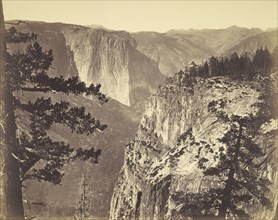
[110, 75, 278, 220]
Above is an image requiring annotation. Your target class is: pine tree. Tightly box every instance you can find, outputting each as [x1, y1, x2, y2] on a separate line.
[271, 46, 278, 72]
[196, 102, 272, 219]
[253, 47, 271, 75]
[262, 47, 272, 74]
[239, 53, 254, 79]
[203, 61, 209, 77]
[209, 56, 220, 76]
[228, 52, 241, 79]
[218, 58, 226, 76]
[205, 116, 271, 219]
[175, 102, 272, 220]
[0, 7, 107, 219]
[189, 61, 197, 76]
[75, 174, 91, 220]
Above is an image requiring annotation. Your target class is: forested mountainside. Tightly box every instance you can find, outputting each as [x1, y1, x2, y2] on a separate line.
[110, 71, 278, 219]
[133, 26, 276, 76]
[225, 30, 277, 56]
[16, 92, 139, 218]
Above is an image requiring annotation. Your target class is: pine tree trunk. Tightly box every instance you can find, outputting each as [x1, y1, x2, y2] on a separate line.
[218, 166, 236, 218]
[218, 123, 243, 219]
[0, 1, 24, 219]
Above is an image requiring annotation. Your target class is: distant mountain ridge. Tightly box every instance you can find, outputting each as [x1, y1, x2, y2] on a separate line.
[167, 25, 264, 55]
[133, 25, 277, 76]
[9, 21, 277, 104]
[225, 29, 277, 56]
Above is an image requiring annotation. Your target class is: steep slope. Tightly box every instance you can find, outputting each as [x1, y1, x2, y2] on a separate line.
[225, 29, 278, 56]
[132, 31, 213, 76]
[133, 26, 263, 76]
[7, 22, 79, 79]
[17, 92, 139, 218]
[168, 26, 263, 55]
[110, 75, 278, 219]
[13, 21, 165, 106]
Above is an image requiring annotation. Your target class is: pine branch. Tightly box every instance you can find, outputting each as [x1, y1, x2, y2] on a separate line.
[20, 87, 50, 92]
[255, 145, 275, 168]
[32, 74, 108, 104]
[21, 157, 41, 179]
[15, 97, 107, 135]
[236, 180, 271, 208]
[5, 26, 37, 43]
[6, 31, 108, 103]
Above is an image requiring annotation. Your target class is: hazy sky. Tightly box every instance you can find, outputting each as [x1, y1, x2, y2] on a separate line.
[3, 1, 278, 32]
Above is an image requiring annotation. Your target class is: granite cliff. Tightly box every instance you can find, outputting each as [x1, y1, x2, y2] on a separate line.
[14, 22, 165, 106]
[110, 74, 278, 219]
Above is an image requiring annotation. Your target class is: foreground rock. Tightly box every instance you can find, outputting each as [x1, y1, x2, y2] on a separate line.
[110, 75, 278, 219]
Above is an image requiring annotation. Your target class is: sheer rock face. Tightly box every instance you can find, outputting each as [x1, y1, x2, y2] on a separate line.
[110, 76, 278, 220]
[62, 26, 164, 106]
[14, 22, 165, 106]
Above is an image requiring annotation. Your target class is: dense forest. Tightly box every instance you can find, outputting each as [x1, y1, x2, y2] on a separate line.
[170, 47, 277, 87]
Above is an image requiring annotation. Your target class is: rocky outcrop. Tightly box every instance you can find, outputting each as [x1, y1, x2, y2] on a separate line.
[110, 75, 278, 219]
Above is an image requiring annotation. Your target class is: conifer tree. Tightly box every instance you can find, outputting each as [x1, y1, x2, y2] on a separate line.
[189, 61, 197, 76]
[228, 52, 241, 78]
[271, 46, 278, 72]
[203, 61, 209, 77]
[175, 101, 272, 220]
[209, 56, 220, 76]
[203, 114, 271, 219]
[253, 47, 271, 75]
[195, 102, 271, 219]
[239, 53, 254, 79]
[0, 7, 107, 219]
[74, 174, 91, 220]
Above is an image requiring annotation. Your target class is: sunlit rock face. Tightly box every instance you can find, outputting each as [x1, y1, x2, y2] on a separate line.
[61, 26, 164, 106]
[110, 75, 278, 220]
[14, 22, 165, 106]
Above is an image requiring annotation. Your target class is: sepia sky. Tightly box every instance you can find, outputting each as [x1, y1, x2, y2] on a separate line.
[2, 0, 278, 32]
